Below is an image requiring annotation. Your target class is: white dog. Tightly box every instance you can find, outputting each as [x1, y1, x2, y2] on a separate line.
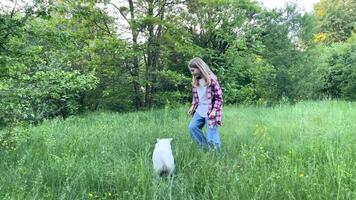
[152, 138, 175, 177]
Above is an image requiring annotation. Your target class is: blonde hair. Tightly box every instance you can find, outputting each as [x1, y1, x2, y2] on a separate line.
[188, 57, 215, 87]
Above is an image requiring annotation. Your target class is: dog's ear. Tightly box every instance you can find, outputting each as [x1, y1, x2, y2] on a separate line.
[156, 138, 160, 142]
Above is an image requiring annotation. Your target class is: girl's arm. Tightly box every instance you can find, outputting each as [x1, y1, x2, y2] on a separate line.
[191, 86, 198, 107]
[212, 79, 223, 110]
[189, 87, 198, 116]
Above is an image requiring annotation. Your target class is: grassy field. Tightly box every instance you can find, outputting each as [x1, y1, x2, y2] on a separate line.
[0, 101, 355, 199]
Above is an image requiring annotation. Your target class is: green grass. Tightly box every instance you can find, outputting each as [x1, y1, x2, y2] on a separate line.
[1, 101, 355, 199]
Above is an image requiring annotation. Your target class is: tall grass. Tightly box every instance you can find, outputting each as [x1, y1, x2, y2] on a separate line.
[0, 101, 355, 199]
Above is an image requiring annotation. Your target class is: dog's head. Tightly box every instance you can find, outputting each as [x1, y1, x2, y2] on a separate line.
[156, 138, 173, 145]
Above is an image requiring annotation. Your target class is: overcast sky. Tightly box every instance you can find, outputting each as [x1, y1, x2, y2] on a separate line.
[256, 0, 320, 12]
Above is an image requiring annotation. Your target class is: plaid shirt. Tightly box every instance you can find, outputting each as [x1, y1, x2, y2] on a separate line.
[191, 75, 223, 128]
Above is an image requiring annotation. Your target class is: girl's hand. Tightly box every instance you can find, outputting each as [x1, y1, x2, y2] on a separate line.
[188, 106, 194, 116]
[209, 109, 216, 119]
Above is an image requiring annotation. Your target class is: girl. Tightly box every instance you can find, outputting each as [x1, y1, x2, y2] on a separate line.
[187, 57, 223, 151]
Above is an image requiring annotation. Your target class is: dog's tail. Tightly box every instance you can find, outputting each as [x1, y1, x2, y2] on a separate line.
[158, 164, 173, 177]
[159, 164, 168, 177]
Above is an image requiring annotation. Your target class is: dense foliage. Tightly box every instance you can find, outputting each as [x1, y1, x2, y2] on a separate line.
[0, 0, 355, 125]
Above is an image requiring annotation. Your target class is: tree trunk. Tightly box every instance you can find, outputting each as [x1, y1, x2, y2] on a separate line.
[128, 0, 142, 111]
[145, 0, 165, 108]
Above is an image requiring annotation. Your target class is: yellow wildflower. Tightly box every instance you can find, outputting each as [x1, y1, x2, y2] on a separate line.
[315, 8, 325, 17]
[253, 55, 263, 64]
[313, 32, 327, 43]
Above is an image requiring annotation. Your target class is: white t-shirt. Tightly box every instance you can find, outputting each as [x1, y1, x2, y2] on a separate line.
[196, 78, 209, 118]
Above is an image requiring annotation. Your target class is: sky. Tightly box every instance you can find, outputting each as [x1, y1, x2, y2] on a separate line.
[256, 0, 320, 12]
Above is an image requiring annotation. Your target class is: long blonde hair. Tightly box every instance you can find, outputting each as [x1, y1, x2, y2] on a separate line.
[188, 57, 215, 87]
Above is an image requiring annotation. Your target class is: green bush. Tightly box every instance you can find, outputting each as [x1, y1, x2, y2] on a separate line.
[321, 34, 356, 100]
[0, 70, 98, 124]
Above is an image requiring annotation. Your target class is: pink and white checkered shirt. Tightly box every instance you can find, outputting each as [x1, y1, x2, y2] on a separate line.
[191, 75, 223, 128]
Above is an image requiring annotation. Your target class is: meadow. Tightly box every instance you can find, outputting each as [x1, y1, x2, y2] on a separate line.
[0, 101, 355, 199]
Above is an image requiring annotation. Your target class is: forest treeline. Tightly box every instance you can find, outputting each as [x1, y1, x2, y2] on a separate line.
[0, 0, 355, 125]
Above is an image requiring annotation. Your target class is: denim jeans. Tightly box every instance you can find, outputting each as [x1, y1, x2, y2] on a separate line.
[188, 112, 221, 151]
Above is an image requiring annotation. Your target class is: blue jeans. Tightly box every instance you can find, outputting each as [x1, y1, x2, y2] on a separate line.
[188, 112, 221, 151]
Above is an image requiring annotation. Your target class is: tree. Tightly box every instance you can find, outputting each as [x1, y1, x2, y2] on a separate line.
[320, 34, 356, 100]
[0, 1, 105, 124]
[111, 0, 196, 108]
[312, 0, 356, 43]
[257, 4, 306, 101]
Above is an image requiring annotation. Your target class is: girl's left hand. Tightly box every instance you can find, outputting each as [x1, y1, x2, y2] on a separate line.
[209, 110, 216, 119]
